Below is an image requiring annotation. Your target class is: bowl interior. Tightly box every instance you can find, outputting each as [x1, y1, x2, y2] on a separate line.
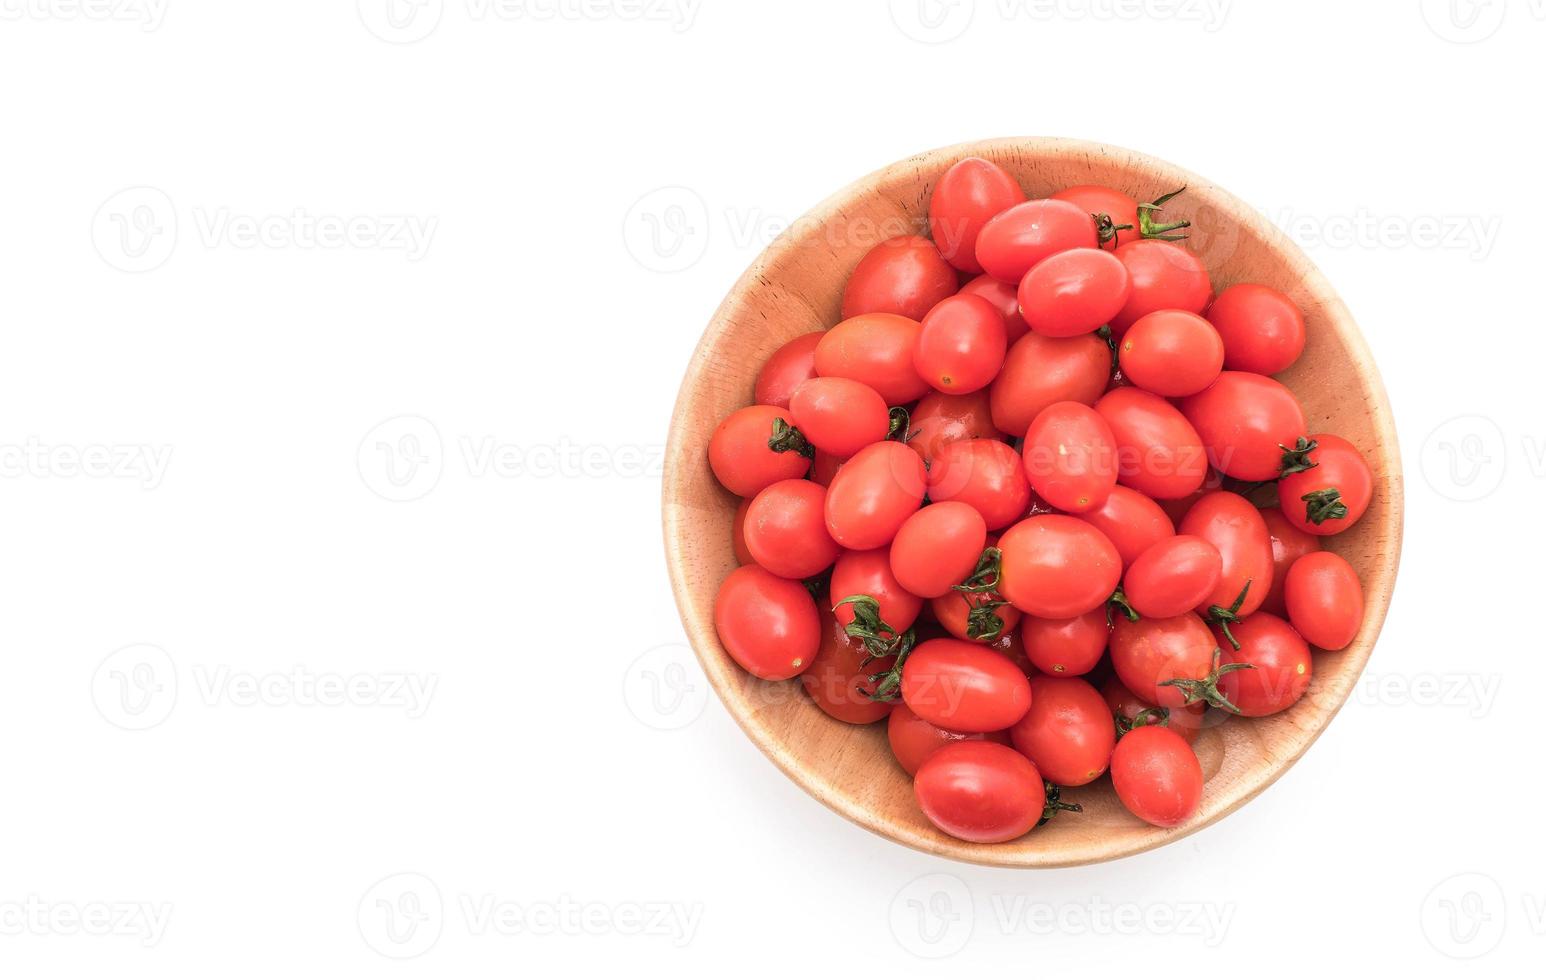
[663, 138, 1402, 867]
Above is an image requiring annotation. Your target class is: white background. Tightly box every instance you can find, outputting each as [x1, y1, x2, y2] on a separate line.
[0, 0, 1538, 975]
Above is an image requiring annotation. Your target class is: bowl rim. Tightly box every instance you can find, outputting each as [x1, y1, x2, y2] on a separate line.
[662, 136, 1404, 867]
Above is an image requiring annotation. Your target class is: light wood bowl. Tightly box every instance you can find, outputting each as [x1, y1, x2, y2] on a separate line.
[662, 137, 1403, 867]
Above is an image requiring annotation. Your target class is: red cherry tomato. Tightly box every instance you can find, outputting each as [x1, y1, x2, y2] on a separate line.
[1010, 675, 1115, 786]
[1154, 468, 1227, 526]
[1213, 613, 1312, 716]
[998, 514, 1122, 618]
[1081, 485, 1175, 569]
[808, 450, 844, 487]
[1178, 491, 1274, 622]
[814, 313, 930, 405]
[829, 547, 923, 634]
[931, 587, 1023, 644]
[1118, 310, 1225, 397]
[1206, 283, 1306, 375]
[714, 565, 820, 681]
[989, 331, 1111, 438]
[754, 332, 822, 409]
[708, 404, 811, 497]
[801, 612, 895, 724]
[731, 497, 754, 565]
[1109, 240, 1211, 335]
[889, 502, 988, 598]
[1102, 676, 1205, 745]
[905, 388, 1002, 465]
[915, 741, 1045, 843]
[928, 157, 1027, 274]
[1017, 247, 1131, 338]
[1284, 551, 1364, 650]
[1180, 372, 1307, 481]
[1276, 434, 1374, 536]
[975, 199, 1098, 284]
[888, 701, 1010, 776]
[1050, 185, 1141, 250]
[1259, 506, 1319, 616]
[1094, 387, 1208, 500]
[1021, 609, 1109, 676]
[840, 235, 957, 322]
[1110, 724, 1202, 827]
[914, 293, 1008, 394]
[958, 273, 1029, 343]
[743, 479, 840, 579]
[1109, 612, 1219, 708]
[788, 376, 890, 458]
[927, 438, 1031, 531]
[823, 441, 927, 550]
[1123, 534, 1223, 619]
[1021, 401, 1118, 513]
[901, 637, 1034, 732]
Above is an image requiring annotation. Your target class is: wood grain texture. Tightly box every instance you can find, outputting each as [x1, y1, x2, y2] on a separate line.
[661, 137, 1404, 867]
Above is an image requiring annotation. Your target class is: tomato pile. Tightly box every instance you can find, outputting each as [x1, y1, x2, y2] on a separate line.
[706, 156, 1374, 844]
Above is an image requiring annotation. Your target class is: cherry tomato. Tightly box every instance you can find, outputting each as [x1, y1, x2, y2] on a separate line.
[808, 450, 844, 487]
[744, 479, 840, 579]
[915, 741, 1045, 843]
[1050, 184, 1140, 250]
[788, 376, 890, 458]
[914, 293, 1008, 394]
[887, 701, 1010, 776]
[1102, 676, 1205, 745]
[1118, 310, 1225, 397]
[932, 588, 1022, 644]
[1178, 491, 1274, 621]
[1109, 240, 1212, 334]
[754, 332, 822, 409]
[1123, 534, 1223, 619]
[823, 441, 927, 549]
[889, 502, 988, 598]
[1017, 247, 1131, 338]
[731, 497, 754, 564]
[1109, 612, 1219, 708]
[1110, 724, 1202, 827]
[714, 565, 820, 680]
[814, 313, 930, 405]
[998, 515, 1122, 619]
[901, 637, 1033, 732]
[1094, 387, 1208, 500]
[829, 547, 923, 634]
[989, 331, 1111, 438]
[975, 199, 1098, 284]
[1010, 675, 1115, 786]
[840, 235, 957, 322]
[708, 404, 811, 497]
[801, 612, 895, 724]
[929, 157, 1027, 274]
[1259, 506, 1319, 616]
[958, 273, 1029, 343]
[1213, 613, 1311, 716]
[1180, 372, 1306, 481]
[1154, 468, 1227, 526]
[1284, 551, 1364, 650]
[1206, 283, 1305, 375]
[906, 388, 1002, 466]
[1081, 485, 1176, 569]
[927, 438, 1031, 531]
[1276, 434, 1374, 536]
[1021, 401, 1118, 513]
[1021, 609, 1109, 676]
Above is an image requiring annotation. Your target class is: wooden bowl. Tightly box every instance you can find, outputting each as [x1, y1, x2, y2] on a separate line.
[662, 137, 1403, 867]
